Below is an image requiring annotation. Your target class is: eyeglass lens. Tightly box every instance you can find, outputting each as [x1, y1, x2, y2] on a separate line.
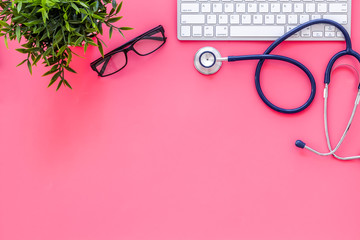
[133, 31, 165, 56]
[95, 52, 127, 76]
[95, 28, 165, 76]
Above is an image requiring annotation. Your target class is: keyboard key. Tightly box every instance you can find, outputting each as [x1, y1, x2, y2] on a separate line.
[224, 3, 234, 12]
[230, 26, 285, 37]
[230, 15, 240, 24]
[181, 15, 205, 24]
[219, 15, 228, 24]
[300, 15, 310, 24]
[201, 3, 211, 12]
[265, 15, 275, 24]
[288, 15, 298, 25]
[325, 32, 336, 37]
[271, 3, 281, 12]
[253, 15, 263, 24]
[301, 27, 311, 37]
[313, 31, 323, 37]
[216, 26, 228, 36]
[213, 3, 222, 12]
[204, 26, 214, 37]
[236, 3, 245, 12]
[193, 26, 202, 36]
[259, 3, 269, 13]
[242, 15, 252, 24]
[181, 3, 199, 12]
[329, 3, 347, 13]
[207, 15, 216, 24]
[181, 26, 191, 36]
[323, 15, 348, 24]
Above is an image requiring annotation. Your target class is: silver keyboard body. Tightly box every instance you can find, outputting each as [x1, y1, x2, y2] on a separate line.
[177, 0, 352, 41]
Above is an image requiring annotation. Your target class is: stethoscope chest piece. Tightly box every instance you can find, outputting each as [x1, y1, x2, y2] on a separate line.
[194, 47, 223, 75]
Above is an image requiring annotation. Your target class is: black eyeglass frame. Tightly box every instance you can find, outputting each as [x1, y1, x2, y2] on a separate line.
[90, 25, 167, 77]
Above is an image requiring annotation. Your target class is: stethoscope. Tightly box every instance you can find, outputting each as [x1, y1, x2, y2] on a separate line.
[194, 19, 360, 160]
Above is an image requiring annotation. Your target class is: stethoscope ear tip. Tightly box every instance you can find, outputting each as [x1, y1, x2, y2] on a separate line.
[295, 140, 306, 149]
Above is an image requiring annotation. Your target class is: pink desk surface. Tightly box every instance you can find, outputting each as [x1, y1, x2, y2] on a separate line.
[1, 1, 360, 240]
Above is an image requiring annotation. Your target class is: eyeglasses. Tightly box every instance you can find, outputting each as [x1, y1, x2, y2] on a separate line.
[90, 25, 167, 77]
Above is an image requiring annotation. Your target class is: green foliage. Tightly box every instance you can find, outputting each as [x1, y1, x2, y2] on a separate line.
[0, 0, 131, 90]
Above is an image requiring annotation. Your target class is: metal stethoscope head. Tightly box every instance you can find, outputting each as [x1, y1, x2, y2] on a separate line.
[194, 47, 227, 75]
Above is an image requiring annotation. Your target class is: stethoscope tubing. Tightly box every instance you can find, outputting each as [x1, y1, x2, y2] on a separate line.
[325, 49, 360, 87]
[228, 54, 316, 113]
[324, 88, 360, 160]
[226, 19, 354, 114]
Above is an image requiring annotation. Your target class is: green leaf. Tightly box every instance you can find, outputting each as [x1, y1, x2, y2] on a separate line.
[66, 49, 72, 66]
[116, 2, 123, 14]
[86, 38, 97, 46]
[65, 21, 71, 31]
[97, 38, 104, 58]
[107, 17, 122, 23]
[27, 60, 32, 75]
[94, 1, 99, 12]
[0, 20, 10, 28]
[57, 45, 67, 56]
[98, 38, 107, 48]
[56, 79, 64, 91]
[109, 26, 113, 39]
[120, 27, 133, 31]
[16, 2, 22, 12]
[48, 71, 61, 87]
[98, 22, 103, 35]
[53, 30, 63, 46]
[4, 35, 8, 48]
[64, 80, 72, 89]
[92, 14, 103, 20]
[78, 2, 88, 8]
[117, 29, 124, 38]
[64, 65, 77, 73]
[63, 12, 68, 21]
[33, 55, 42, 66]
[24, 20, 43, 27]
[74, 36, 84, 46]
[15, 26, 21, 42]
[70, 2, 79, 12]
[16, 59, 27, 67]
[43, 67, 59, 77]
[16, 48, 28, 53]
[112, 0, 117, 9]
[84, 42, 88, 53]
[109, 8, 115, 16]
[37, 8, 48, 24]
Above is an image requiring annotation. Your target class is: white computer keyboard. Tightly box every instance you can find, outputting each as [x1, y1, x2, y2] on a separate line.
[177, 0, 352, 41]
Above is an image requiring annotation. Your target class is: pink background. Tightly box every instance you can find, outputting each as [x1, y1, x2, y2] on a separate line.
[1, 1, 360, 240]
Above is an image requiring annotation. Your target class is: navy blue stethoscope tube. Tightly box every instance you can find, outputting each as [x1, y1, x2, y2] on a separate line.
[228, 19, 359, 114]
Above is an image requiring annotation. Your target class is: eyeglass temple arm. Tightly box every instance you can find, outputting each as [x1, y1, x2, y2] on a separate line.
[100, 56, 111, 76]
[141, 36, 165, 41]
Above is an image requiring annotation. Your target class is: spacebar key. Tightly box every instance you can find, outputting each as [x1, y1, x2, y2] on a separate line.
[230, 26, 285, 37]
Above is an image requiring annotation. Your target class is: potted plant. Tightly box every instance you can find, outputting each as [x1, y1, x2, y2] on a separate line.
[0, 0, 131, 90]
